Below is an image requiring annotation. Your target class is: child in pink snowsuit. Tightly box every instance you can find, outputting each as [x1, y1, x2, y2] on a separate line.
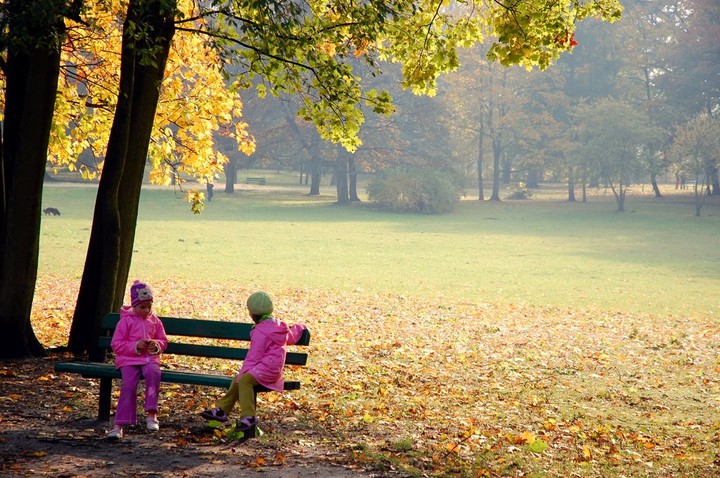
[201, 291, 307, 435]
[107, 281, 168, 440]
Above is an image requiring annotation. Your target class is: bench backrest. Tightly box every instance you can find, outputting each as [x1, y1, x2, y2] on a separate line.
[96, 313, 310, 365]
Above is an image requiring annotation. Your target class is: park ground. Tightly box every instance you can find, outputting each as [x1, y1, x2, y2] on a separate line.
[0, 354, 401, 477]
[2, 186, 720, 477]
[2, 280, 719, 477]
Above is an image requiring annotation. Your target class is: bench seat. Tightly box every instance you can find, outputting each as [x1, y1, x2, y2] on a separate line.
[245, 177, 266, 185]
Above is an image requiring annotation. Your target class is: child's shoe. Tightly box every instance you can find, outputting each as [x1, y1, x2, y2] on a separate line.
[146, 416, 160, 431]
[200, 407, 228, 422]
[235, 416, 258, 431]
[234, 416, 259, 442]
[106, 427, 123, 440]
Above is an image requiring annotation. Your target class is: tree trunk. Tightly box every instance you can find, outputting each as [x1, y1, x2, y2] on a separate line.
[69, 0, 176, 357]
[650, 172, 662, 198]
[0, 0, 65, 358]
[335, 148, 350, 204]
[309, 170, 321, 195]
[568, 165, 576, 202]
[502, 156, 512, 184]
[308, 139, 322, 196]
[489, 138, 502, 201]
[477, 120, 485, 201]
[527, 168, 539, 189]
[349, 156, 360, 202]
[224, 157, 236, 193]
[710, 165, 719, 196]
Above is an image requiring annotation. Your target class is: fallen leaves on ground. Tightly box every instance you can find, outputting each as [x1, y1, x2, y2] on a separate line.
[21, 275, 720, 476]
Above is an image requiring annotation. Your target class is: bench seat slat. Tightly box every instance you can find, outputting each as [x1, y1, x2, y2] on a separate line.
[54, 362, 300, 391]
[100, 314, 310, 346]
[95, 339, 308, 365]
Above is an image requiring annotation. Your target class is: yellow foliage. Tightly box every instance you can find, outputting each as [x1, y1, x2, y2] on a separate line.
[50, 0, 254, 191]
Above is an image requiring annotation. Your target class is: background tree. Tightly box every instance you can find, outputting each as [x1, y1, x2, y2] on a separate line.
[574, 98, 660, 212]
[669, 113, 720, 216]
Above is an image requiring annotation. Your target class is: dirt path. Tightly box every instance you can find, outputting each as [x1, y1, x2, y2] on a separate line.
[0, 356, 401, 477]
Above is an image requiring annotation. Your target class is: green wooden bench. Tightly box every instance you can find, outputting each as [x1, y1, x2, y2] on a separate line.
[54, 313, 311, 422]
[245, 177, 266, 185]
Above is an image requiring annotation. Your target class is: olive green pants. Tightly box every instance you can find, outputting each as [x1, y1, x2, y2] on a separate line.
[217, 373, 258, 417]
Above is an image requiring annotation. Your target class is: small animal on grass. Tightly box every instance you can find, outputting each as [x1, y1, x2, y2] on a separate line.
[43, 207, 61, 216]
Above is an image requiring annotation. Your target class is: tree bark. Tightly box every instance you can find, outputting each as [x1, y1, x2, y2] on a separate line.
[489, 138, 502, 201]
[69, 0, 176, 357]
[650, 172, 662, 198]
[477, 119, 485, 201]
[308, 135, 322, 196]
[0, 0, 65, 358]
[349, 155, 360, 202]
[224, 157, 236, 193]
[335, 147, 350, 204]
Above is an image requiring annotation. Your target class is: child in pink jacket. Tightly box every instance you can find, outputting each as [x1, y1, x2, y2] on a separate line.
[201, 291, 307, 435]
[107, 281, 168, 440]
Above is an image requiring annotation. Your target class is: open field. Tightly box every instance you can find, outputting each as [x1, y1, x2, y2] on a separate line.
[18, 180, 720, 476]
[39, 180, 720, 319]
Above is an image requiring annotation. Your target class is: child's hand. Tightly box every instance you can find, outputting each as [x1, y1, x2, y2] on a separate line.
[135, 340, 147, 354]
[146, 340, 160, 355]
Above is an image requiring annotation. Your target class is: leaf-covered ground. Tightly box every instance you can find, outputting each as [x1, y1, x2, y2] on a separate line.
[3, 276, 719, 477]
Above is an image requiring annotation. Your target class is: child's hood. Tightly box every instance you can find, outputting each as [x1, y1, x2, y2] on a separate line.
[120, 305, 156, 322]
[120, 305, 137, 319]
[255, 317, 291, 345]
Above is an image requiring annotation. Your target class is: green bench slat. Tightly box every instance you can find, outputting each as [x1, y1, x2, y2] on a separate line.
[95, 339, 309, 365]
[100, 314, 310, 346]
[54, 362, 300, 391]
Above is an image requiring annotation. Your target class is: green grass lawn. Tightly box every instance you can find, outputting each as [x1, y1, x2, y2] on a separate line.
[39, 181, 720, 319]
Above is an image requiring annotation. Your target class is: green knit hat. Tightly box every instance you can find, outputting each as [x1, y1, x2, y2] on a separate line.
[247, 291, 274, 316]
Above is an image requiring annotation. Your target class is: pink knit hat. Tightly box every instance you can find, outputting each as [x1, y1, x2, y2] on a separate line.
[130, 280, 153, 307]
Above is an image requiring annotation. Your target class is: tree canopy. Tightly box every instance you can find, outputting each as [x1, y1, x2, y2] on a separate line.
[1, 0, 624, 358]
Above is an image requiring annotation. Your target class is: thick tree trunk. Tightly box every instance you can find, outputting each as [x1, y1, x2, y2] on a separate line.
[224, 157, 236, 193]
[0, 0, 65, 358]
[309, 169, 321, 195]
[349, 156, 360, 202]
[114, 17, 173, 309]
[335, 148, 350, 204]
[69, 0, 176, 357]
[568, 166, 576, 202]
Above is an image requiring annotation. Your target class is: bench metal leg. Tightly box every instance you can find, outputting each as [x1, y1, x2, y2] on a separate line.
[98, 377, 112, 422]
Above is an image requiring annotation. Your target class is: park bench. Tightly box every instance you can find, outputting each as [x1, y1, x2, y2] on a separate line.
[245, 177, 266, 185]
[54, 313, 311, 422]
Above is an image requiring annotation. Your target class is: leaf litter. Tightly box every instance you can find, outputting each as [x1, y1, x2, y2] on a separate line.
[1, 275, 718, 477]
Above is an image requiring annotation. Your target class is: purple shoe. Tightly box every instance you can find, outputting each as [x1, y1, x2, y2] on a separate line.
[200, 407, 228, 422]
[235, 416, 258, 432]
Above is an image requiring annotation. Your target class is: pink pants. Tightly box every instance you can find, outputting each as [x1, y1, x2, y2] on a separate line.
[114, 362, 161, 426]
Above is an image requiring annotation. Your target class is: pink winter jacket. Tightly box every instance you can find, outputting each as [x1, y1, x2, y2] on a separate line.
[111, 306, 168, 369]
[238, 317, 307, 392]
